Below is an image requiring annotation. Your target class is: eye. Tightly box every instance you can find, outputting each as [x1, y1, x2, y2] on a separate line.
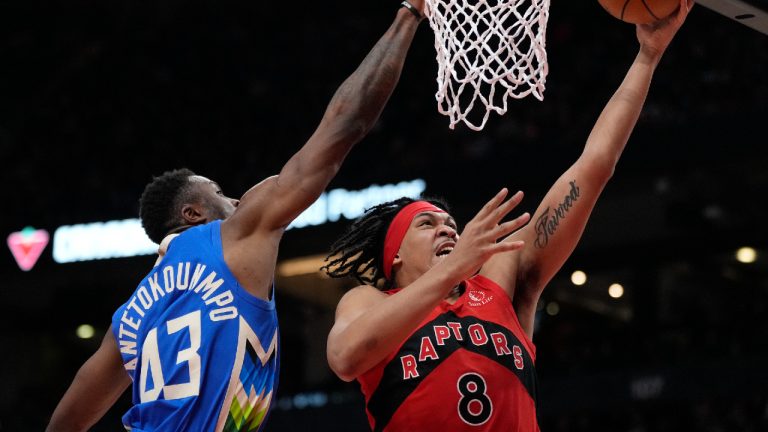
[418, 220, 432, 227]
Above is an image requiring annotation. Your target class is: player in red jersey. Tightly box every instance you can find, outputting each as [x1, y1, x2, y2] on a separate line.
[322, 1, 693, 430]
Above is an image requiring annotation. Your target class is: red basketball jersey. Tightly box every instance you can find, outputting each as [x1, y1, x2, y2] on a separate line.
[357, 274, 539, 432]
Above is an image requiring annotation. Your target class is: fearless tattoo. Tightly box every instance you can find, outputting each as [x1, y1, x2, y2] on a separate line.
[534, 180, 581, 249]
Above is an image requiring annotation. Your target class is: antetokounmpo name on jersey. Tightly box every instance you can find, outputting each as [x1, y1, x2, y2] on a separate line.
[366, 311, 537, 431]
[116, 261, 238, 369]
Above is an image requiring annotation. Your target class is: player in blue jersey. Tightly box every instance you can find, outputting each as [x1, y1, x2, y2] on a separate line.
[46, 2, 428, 431]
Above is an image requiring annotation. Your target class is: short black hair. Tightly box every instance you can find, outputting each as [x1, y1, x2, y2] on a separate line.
[322, 195, 450, 289]
[139, 168, 197, 244]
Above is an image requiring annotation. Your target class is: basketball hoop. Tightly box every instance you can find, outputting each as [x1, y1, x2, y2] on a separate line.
[424, 0, 551, 131]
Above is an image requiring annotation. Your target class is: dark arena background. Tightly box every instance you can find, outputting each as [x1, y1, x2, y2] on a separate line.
[2, 0, 768, 430]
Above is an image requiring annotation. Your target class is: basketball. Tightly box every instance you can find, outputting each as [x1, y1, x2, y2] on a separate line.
[598, 0, 680, 24]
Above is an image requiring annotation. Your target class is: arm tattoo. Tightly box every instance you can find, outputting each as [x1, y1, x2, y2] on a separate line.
[534, 180, 581, 249]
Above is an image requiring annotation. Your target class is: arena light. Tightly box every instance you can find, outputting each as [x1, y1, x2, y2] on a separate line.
[52, 179, 427, 263]
[608, 283, 624, 299]
[570, 270, 587, 286]
[735, 246, 757, 264]
[76, 324, 95, 339]
[546, 302, 560, 316]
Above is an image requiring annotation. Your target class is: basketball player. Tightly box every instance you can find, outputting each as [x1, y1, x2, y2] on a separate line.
[46, 2, 428, 431]
[322, 1, 694, 430]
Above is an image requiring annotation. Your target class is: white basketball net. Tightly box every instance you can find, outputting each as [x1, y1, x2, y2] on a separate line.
[424, 0, 551, 131]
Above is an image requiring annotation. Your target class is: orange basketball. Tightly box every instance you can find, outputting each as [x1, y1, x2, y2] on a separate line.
[598, 0, 680, 24]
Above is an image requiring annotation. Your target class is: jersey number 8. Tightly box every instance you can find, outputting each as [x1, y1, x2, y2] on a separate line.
[457, 372, 493, 425]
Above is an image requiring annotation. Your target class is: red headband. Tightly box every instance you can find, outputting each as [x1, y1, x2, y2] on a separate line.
[382, 201, 446, 279]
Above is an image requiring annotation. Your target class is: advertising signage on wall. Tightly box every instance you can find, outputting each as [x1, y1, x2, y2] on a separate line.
[20, 179, 426, 266]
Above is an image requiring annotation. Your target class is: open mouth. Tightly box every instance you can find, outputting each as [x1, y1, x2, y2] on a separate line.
[436, 244, 455, 257]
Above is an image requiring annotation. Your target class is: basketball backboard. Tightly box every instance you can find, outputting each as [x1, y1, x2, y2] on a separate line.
[697, 0, 768, 34]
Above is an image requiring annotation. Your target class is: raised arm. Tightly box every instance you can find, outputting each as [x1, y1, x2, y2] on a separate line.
[229, 4, 425, 236]
[481, 0, 694, 338]
[220, 5, 427, 300]
[328, 190, 529, 381]
[47, 327, 131, 432]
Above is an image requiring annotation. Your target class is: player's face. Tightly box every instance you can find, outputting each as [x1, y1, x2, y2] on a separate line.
[394, 211, 459, 283]
[189, 175, 239, 221]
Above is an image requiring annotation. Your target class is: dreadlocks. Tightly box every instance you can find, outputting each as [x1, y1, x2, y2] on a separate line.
[322, 196, 450, 289]
[139, 168, 197, 244]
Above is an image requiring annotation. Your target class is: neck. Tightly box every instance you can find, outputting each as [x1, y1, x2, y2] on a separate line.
[166, 225, 192, 237]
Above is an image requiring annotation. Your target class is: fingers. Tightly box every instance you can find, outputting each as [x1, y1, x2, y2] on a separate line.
[496, 211, 531, 238]
[491, 190, 524, 224]
[475, 188, 523, 224]
[477, 188, 509, 219]
[675, 0, 693, 23]
[446, 189, 529, 276]
[495, 239, 525, 254]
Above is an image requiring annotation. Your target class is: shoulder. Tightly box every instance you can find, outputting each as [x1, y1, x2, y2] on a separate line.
[335, 285, 387, 315]
[220, 175, 280, 239]
[340, 284, 387, 304]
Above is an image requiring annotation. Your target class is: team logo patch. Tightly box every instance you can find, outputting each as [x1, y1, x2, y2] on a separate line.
[467, 290, 493, 307]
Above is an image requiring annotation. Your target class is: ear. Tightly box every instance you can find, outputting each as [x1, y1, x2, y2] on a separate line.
[181, 203, 207, 225]
[391, 253, 402, 271]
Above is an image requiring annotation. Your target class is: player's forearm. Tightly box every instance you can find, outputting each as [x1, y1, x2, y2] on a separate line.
[47, 409, 87, 432]
[48, 386, 126, 432]
[269, 10, 422, 227]
[318, 9, 421, 150]
[48, 331, 130, 432]
[47, 412, 94, 432]
[47, 372, 109, 432]
[329, 270, 459, 380]
[296, 8, 421, 180]
[512, 52, 659, 301]
[581, 49, 658, 178]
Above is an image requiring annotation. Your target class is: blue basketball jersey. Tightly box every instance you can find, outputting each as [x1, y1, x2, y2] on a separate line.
[111, 220, 280, 431]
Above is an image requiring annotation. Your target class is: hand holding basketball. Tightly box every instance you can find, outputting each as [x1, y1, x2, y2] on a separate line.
[636, 0, 694, 59]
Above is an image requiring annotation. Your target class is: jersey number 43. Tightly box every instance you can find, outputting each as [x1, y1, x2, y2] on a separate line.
[139, 310, 202, 402]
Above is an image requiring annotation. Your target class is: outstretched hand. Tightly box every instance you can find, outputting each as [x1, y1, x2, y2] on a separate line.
[441, 189, 530, 283]
[636, 0, 694, 60]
